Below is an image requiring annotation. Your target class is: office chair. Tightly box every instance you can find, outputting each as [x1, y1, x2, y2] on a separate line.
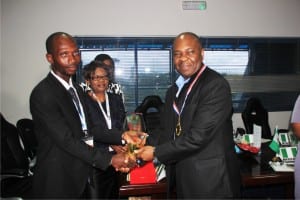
[241, 97, 272, 139]
[135, 95, 164, 132]
[1, 114, 33, 198]
[16, 118, 37, 169]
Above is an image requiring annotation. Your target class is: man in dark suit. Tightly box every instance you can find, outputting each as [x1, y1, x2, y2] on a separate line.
[136, 32, 241, 198]
[30, 32, 134, 199]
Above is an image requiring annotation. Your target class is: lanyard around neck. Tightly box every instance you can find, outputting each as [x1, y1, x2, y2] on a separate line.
[173, 65, 207, 116]
[94, 92, 112, 129]
[69, 87, 87, 131]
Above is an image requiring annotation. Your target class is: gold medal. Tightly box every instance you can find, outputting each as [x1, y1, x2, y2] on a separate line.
[175, 117, 182, 136]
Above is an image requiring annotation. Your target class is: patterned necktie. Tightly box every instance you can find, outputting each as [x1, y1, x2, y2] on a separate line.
[68, 87, 82, 116]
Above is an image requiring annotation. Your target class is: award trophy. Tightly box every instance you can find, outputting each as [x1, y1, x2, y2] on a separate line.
[124, 113, 147, 166]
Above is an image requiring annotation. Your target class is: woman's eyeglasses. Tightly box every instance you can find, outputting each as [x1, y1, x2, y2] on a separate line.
[91, 75, 109, 81]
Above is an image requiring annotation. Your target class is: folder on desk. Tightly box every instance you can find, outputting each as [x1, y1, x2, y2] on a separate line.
[129, 161, 157, 184]
[269, 162, 294, 172]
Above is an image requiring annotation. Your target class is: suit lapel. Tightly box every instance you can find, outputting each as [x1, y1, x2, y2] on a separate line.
[46, 73, 83, 134]
[174, 67, 209, 137]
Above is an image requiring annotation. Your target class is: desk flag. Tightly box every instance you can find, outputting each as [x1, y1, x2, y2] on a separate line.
[269, 125, 280, 153]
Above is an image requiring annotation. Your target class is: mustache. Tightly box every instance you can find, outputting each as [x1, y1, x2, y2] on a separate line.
[66, 63, 79, 68]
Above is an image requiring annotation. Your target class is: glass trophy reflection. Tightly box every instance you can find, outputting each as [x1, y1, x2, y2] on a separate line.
[124, 113, 147, 166]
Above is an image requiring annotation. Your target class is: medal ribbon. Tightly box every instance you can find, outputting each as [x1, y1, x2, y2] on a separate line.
[173, 65, 206, 136]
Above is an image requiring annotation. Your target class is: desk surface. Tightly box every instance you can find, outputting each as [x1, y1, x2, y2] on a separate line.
[119, 171, 294, 198]
[119, 143, 294, 198]
[119, 180, 167, 197]
[238, 143, 294, 186]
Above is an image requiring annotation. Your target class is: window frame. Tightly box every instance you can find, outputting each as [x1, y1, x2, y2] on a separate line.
[75, 36, 300, 113]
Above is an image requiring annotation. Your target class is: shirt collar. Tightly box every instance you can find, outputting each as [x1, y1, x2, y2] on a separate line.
[175, 75, 190, 98]
[50, 70, 74, 90]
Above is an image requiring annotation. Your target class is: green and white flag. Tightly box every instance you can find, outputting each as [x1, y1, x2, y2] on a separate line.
[269, 126, 280, 153]
[279, 146, 298, 162]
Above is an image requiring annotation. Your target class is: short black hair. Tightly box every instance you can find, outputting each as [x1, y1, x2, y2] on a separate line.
[45, 32, 75, 54]
[94, 54, 115, 67]
[94, 54, 115, 81]
[83, 61, 112, 82]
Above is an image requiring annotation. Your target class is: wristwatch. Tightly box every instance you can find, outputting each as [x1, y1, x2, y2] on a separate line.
[153, 147, 159, 164]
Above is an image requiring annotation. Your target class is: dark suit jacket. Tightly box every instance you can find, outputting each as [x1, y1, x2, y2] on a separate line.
[29, 73, 123, 198]
[85, 92, 125, 150]
[85, 92, 126, 199]
[155, 67, 241, 198]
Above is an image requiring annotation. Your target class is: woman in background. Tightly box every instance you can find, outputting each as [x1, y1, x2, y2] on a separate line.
[94, 54, 124, 101]
[83, 61, 126, 199]
[291, 95, 300, 199]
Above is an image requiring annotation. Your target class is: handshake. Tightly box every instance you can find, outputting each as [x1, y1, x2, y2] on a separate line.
[110, 131, 149, 173]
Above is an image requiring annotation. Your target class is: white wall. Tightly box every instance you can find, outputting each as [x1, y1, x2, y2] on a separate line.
[1, 0, 299, 130]
[232, 111, 292, 134]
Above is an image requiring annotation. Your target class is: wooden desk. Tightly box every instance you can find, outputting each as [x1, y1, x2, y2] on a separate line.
[242, 171, 294, 187]
[119, 180, 168, 199]
[238, 148, 294, 198]
[119, 144, 294, 199]
[119, 173, 294, 199]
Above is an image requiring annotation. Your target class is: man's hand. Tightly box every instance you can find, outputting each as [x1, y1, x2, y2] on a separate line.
[111, 152, 136, 173]
[110, 145, 127, 153]
[134, 146, 155, 161]
[122, 131, 148, 147]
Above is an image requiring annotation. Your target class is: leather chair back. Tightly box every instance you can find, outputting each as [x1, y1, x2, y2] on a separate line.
[1, 114, 29, 173]
[1, 114, 33, 198]
[16, 118, 37, 161]
[241, 98, 272, 139]
[135, 95, 164, 132]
